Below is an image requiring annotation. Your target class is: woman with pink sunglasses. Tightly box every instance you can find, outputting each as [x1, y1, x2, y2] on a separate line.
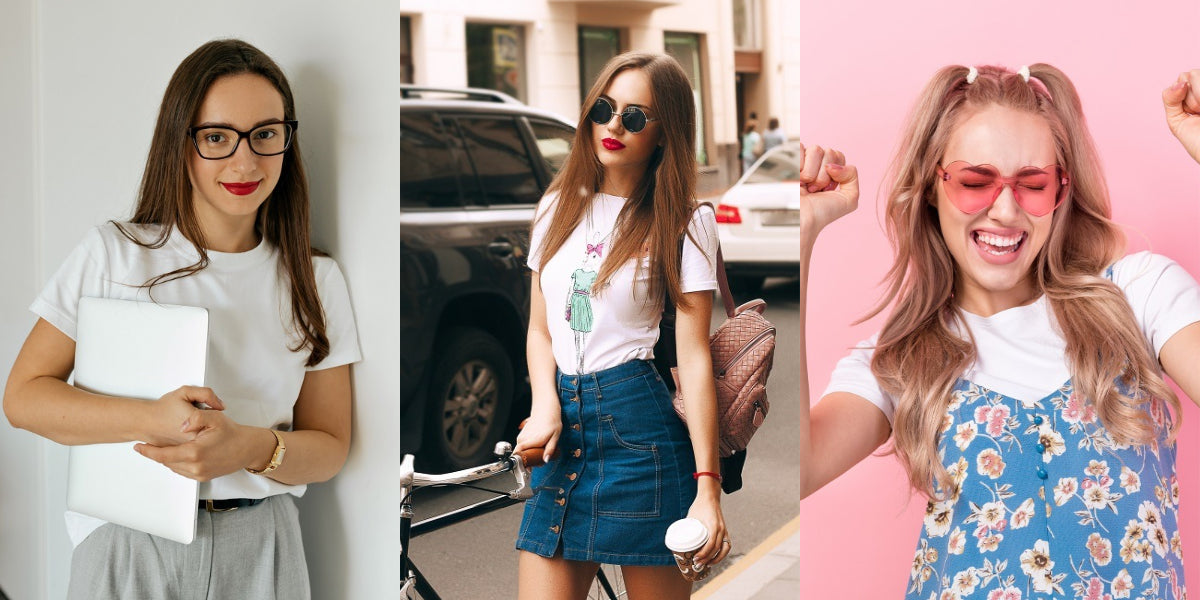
[791, 65, 1200, 598]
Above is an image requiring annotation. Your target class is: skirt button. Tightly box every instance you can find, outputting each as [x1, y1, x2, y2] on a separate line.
[550, 525, 560, 533]
[1036, 467, 1048, 480]
[567, 472, 578, 481]
[572, 449, 582, 458]
[572, 423, 581, 431]
[555, 497, 566, 506]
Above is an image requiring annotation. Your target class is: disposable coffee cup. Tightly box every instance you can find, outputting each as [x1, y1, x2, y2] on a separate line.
[665, 518, 710, 581]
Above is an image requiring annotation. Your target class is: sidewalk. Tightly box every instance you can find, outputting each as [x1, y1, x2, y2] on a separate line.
[691, 514, 803, 600]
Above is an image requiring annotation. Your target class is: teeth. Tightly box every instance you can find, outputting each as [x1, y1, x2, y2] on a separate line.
[976, 232, 1023, 248]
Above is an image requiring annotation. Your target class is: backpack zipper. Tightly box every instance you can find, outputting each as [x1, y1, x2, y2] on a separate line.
[716, 326, 776, 379]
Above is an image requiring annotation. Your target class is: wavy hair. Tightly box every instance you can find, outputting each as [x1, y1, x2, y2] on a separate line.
[115, 39, 329, 366]
[869, 64, 1179, 498]
[533, 51, 698, 309]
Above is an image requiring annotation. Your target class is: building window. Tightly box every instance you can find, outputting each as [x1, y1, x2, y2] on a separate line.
[466, 23, 527, 102]
[401, 16, 414, 84]
[664, 32, 707, 165]
[578, 26, 620, 102]
[733, 0, 761, 50]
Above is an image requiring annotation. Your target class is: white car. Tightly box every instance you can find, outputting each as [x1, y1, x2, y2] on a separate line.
[714, 141, 805, 293]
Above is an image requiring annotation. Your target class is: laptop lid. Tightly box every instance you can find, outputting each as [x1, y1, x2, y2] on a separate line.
[68, 297, 209, 544]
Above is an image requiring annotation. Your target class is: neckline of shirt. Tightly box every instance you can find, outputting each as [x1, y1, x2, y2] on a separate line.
[163, 224, 275, 271]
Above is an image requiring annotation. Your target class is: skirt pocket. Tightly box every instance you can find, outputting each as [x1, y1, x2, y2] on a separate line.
[596, 415, 661, 518]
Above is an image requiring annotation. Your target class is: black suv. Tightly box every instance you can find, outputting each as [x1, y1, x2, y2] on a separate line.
[401, 85, 575, 470]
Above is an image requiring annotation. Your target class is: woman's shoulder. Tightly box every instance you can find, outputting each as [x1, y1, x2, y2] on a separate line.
[1107, 251, 1184, 287]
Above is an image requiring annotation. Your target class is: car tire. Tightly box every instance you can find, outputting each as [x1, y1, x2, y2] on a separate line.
[729, 275, 765, 297]
[424, 327, 515, 471]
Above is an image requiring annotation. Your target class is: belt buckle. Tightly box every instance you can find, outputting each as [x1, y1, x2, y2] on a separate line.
[205, 499, 238, 513]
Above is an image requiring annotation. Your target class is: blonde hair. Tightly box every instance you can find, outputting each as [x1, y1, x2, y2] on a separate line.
[869, 64, 1180, 498]
[533, 52, 699, 309]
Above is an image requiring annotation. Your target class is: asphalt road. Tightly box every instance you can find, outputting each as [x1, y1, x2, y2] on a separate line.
[406, 278, 804, 599]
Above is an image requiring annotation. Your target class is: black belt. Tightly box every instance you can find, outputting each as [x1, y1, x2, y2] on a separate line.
[199, 498, 266, 513]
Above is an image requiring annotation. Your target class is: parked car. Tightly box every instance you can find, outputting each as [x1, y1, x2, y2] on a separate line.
[714, 141, 806, 293]
[401, 85, 574, 470]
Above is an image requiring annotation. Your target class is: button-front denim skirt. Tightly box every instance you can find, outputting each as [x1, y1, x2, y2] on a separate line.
[516, 359, 697, 565]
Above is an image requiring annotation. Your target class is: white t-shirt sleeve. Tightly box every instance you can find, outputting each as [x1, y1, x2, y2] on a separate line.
[1111, 251, 1200, 357]
[527, 192, 559, 273]
[308, 257, 362, 371]
[29, 226, 110, 340]
[681, 204, 719, 293]
[822, 333, 896, 425]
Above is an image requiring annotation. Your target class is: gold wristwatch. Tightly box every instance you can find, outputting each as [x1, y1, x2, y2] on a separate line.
[246, 429, 286, 475]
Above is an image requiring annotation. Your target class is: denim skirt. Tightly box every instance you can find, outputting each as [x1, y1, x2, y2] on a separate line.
[516, 359, 697, 565]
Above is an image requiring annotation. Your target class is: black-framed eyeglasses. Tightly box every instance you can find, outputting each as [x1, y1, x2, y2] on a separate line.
[188, 120, 298, 160]
[588, 98, 657, 134]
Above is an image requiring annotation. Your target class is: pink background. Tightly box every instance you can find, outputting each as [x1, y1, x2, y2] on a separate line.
[796, 1, 1200, 597]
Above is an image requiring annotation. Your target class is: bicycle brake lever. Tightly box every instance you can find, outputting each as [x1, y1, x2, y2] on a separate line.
[510, 454, 533, 500]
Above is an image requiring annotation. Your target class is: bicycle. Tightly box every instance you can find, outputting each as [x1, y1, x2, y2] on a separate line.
[401, 442, 626, 599]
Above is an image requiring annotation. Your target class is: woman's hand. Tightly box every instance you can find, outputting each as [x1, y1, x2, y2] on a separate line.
[142, 385, 226, 447]
[513, 408, 562, 465]
[686, 488, 730, 570]
[1163, 69, 1200, 164]
[793, 144, 860, 242]
[134, 409, 273, 482]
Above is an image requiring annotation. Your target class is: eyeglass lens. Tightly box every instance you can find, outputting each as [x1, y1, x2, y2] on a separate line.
[193, 123, 294, 159]
[940, 162, 1065, 217]
[588, 98, 649, 133]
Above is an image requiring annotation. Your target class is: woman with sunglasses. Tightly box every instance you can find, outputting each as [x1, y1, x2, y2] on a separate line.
[791, 64, 1200, 598]
[3, 39, 359, 599]
[512, 51, 729, 599]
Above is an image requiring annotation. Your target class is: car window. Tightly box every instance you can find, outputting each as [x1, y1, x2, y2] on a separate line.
[528, 119, 575, 176]
[454, 116, 542, 206]
[744, 146, 804, 184]
[401, 112, 469, 209]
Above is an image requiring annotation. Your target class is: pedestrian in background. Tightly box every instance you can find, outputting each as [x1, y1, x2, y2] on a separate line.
[741, 119, 763, 173]
[763, 117, 787, 152]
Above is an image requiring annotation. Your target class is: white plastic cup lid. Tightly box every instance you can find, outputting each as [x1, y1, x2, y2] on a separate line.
[664, 518, 708, 552]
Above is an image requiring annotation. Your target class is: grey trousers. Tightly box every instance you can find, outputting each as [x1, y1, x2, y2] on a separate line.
[66, 494, 310, 600]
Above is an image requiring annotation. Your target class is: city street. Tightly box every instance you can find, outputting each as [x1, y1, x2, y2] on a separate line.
[407, 277, 805, 598]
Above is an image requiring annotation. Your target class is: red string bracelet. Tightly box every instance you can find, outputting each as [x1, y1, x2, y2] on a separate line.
[693, 471, 723, 482]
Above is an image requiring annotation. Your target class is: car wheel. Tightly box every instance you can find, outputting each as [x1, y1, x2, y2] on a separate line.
[729, 275, 765, 297]
[424, 327, 514, 471]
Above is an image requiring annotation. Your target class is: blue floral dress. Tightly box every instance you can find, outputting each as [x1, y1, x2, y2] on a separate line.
[907, 379, 1184, 600]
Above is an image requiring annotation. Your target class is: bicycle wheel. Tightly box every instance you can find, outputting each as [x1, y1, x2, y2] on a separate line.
[587, 564, 627, 600]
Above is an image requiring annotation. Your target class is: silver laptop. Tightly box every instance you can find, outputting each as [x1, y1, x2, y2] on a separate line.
[68, 297, 209, 544]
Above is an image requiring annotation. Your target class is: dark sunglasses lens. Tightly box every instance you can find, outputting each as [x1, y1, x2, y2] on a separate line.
[621, 108, 647, 133]
[589, 99, 613, 125]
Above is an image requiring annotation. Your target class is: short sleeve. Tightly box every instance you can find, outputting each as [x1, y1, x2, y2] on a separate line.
[1110, 251, 1200, 357]
[822, 333, 896, 425]
[30, 227, 111, 340]
[308, 258, 362, 371]
[680, 204, 719, 293]
[527, 192, 559, 273]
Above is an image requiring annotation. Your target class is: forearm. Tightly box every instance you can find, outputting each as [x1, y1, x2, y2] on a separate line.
[5, 375, 153, 445]
[248, 426, 349, 486]
[676, 347, 723, 499]
[794, 243, 817, 497]
[527, 327, 559, 418]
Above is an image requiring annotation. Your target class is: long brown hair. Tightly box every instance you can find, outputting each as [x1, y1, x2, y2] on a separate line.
[115, 39, 329, 366]
[533, 51, 699, 308]
[870, 64, 1179, 497]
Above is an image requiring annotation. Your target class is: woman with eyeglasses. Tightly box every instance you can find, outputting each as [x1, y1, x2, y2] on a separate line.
[511, 51, 729, 599]
[2, 39, 359, 599]
[791, 65, 1200, 598]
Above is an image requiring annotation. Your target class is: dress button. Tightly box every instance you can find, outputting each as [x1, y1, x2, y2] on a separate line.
[558, 488, 565, 495]
[550, 525, 560, 533]
[572, 424, 581, 431]
[571, 395, 579, 403]
[567, 472, 578, 481]
[1036, 443, 1046, 453]
[555, 498, 566, 506]
[1033, 415, 1044, 425]
[1036, 468, 1048, 480]
[573, 449, 582, 458]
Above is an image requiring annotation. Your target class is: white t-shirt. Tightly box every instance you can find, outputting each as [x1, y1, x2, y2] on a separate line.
[32, 222, 361, 546]
[824, 252, 1200, 425]
[529, 192, 719, 375]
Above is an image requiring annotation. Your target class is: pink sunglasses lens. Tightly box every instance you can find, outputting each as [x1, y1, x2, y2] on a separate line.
[942, 164, 1063, 216]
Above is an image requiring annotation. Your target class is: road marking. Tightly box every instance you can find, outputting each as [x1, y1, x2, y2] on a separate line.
[691, 512, 802, 599]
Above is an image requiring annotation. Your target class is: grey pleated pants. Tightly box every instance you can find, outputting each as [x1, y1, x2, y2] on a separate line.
[66, 494, 310, 600]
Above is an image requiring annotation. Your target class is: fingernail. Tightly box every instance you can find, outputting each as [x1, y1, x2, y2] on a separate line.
[1171, 80, 1187, 91]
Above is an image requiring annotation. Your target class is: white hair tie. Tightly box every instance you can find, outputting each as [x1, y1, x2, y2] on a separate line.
[966, 66, 979, 84]
[1017, 65, 1031, 83]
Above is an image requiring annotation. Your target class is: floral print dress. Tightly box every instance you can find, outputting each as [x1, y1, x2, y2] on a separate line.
[908, 378, 1184, 600]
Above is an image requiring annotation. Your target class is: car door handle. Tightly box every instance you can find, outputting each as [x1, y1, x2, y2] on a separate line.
[487, 241, 514, 256]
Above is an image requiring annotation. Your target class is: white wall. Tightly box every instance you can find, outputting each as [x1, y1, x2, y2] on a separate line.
[0, 1, 400, 598]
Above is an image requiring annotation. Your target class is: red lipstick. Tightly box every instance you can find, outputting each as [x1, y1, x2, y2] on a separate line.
[221, 181, 261, 196]
[602, 138, 625, 151]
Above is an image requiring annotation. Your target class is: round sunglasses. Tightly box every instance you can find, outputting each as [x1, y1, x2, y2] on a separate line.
[937, 161, 1070, 217]
[588, 97, 658, 134]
